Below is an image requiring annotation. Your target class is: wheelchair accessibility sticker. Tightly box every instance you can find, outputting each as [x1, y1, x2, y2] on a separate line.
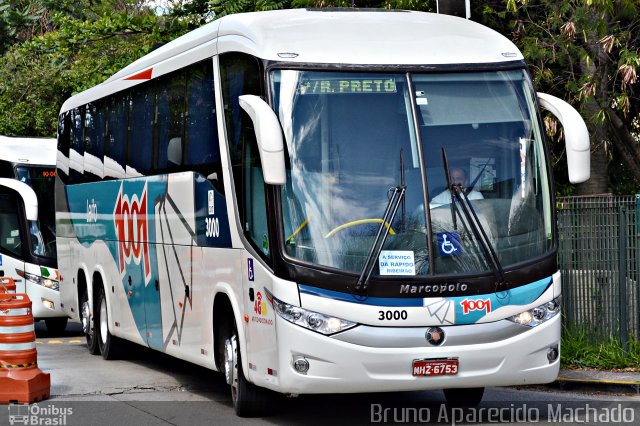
[437, 232, 462, 257]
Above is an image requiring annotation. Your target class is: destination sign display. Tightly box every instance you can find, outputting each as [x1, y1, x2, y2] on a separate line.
[299, 78, 397, 95]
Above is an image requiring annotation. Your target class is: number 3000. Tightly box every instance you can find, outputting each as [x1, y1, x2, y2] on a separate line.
[378, 310, 408, 321]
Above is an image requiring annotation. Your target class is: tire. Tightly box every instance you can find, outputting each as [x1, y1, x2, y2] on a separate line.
[44, 317, 68, 334]
[80, 289, 99, 355]
[443, 387, 485, 407]
[223, 322, 275, 417]
[95, 286, 123, 360]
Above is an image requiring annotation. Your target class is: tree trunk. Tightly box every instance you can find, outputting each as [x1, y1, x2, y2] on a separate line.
[576, 98, 610, 195]
[607, 107, 640, 182]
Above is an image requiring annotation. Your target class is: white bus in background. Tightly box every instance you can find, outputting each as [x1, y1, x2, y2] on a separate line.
[0, 135, 66, 333]
[55, 9, 590, 416]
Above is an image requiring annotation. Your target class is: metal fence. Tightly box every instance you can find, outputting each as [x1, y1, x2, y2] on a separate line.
[557, 195, 640, 344]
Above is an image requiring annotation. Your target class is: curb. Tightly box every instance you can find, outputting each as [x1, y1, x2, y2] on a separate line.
[549, 376, 640, 394]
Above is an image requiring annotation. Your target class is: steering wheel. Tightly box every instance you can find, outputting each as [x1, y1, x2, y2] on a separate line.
[324, 219, 396, 238]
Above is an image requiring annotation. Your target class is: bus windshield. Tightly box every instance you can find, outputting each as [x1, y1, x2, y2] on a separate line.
[271, 69, 553, 277]
[15, 166, 57, 260]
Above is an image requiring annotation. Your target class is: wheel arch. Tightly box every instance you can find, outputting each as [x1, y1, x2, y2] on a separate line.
[75, 264, 90, 315]
[212, 286, 247, 374]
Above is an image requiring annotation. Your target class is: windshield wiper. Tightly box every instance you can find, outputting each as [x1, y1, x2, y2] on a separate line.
[354, 151, 407, 293]
[441, 148, 507, 290]
[354, 185, 405, 293]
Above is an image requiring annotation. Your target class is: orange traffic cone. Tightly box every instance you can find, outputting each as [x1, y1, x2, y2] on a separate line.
[0, 277, 15, 295]
[0, 293, 50, 404]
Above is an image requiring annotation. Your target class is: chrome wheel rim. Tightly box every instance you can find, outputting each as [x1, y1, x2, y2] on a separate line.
[81, 300, 92, 335]
[224, 335, 238, 400]
[99, 296, 108, 345]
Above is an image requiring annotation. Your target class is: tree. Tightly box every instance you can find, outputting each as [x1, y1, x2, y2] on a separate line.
[0, 3, 191, 136]
[480, 0, 640, 195]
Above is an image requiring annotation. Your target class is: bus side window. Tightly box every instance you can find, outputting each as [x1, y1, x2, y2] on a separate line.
[157, 71, 186, 171]
[84, 102, 105, 180]
[69, 106, 85, 184]
[57, 112, 71, 184]
[128, 84, 154, 177]
[220, 52, 268, 260]
[243, 130, 270, 257]
[104, 94, 128, 179]
[185, 60, 222, 191]
[0, 194, 23, 257]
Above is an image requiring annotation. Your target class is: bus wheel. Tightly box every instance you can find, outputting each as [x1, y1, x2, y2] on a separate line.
[95, 286, 122, 360]
[44, 317, 68, 334]
[80, 289, 99, 355]
[224, 326, 273, 417]
[443, 387, 485, 407]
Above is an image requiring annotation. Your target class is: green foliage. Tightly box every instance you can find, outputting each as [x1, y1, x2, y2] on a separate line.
[561, 326, 640, 370]
[0, 8, 191, 137]
[478, 0, 640, 195]
[0, 0, 43, 55]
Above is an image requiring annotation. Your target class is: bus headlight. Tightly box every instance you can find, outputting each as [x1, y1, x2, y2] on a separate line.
[20, 271, 59, 291]
[267, 290, 357, 335]
[508, 297, 560, 327]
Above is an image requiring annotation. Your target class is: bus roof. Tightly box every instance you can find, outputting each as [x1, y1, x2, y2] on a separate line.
[61, 9, 524, 113]
[0, 135, 56, 166]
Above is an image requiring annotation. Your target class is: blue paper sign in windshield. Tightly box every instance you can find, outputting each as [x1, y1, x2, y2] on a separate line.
[437, 232, 462, 257]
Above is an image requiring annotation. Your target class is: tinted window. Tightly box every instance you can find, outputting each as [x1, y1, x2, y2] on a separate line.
[157, 72, 186, 171]
[0, 194, 23, 257]
[57, 112, 71, 184]
[220, 53, 267, 260]
[105, 95, 128, 179]
[84, 102, 105, 179]
[186, 62, 218, 167]
[69, 107, 85, 183]
[129, 85, 154, 175]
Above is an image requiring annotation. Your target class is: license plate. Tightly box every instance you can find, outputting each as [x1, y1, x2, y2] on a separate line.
[412, 358, 459, 377]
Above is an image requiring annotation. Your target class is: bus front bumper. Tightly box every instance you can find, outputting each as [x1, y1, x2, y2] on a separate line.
[26, 282, 65, 319]
[269, 314, 560, 394]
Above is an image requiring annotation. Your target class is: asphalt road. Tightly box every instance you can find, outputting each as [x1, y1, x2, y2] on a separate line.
[2, 321, 638, 426]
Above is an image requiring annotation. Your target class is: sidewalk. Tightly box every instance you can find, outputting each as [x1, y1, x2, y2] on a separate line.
[550, 369, 640, 394]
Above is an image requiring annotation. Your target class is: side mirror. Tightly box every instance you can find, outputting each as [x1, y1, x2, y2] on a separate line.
[0, 178, 38, 220]
[238, 95, 286, 185]
[537, 92, 590, 184]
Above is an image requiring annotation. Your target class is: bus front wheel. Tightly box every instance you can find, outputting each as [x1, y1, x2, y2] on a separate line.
[443, 387, 485, 407]
[223, 325, 274, 417]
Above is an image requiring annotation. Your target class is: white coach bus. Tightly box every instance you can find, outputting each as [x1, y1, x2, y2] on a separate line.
[55, 9, 590, 416]
[0, 135, 66, 332]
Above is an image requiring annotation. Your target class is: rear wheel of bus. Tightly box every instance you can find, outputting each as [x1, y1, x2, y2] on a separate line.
[95, 285, 124, 360]
[80, 288, 99, 355]
[223, 320, 275, 417]
[443, 387, 485, 407]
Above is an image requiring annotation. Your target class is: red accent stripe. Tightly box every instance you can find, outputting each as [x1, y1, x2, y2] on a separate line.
[124, 68, 153, 80]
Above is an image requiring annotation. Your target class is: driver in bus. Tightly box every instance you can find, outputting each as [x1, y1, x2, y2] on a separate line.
[430, 166, 483, 208]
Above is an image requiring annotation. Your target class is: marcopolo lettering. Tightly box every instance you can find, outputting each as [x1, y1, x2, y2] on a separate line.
[400, 283, 468, 294]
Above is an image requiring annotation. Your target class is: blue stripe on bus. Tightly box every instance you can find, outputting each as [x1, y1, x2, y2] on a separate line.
[298, 276, 553, 310]
[299, 285, 425, 307]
